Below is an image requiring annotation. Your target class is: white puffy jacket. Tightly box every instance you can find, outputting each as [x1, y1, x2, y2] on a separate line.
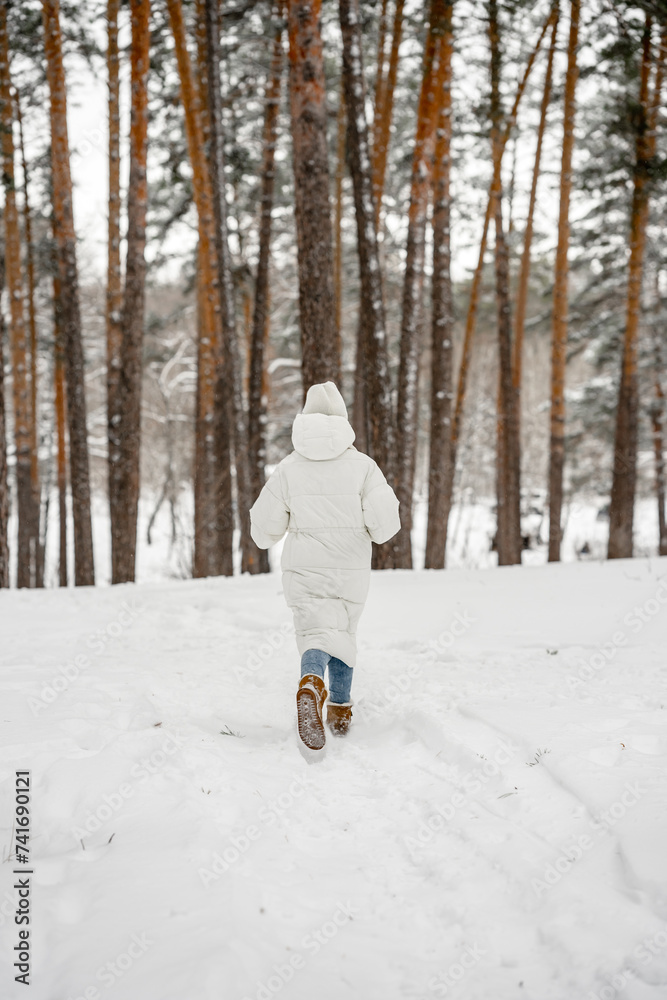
[249, 381, 400, 668]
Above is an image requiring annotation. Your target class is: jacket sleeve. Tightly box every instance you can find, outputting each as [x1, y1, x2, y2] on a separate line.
[249, 468, 290, 549]
[361, 460, 401, 545]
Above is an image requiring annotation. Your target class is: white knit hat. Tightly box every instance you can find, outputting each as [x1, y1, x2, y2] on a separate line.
[302, 381, 348, 418]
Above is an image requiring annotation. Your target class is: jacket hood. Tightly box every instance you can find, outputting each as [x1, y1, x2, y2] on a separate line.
[292, 381, 355, 461]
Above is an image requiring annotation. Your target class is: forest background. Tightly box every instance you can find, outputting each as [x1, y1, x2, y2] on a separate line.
[0, 0, 665, 588]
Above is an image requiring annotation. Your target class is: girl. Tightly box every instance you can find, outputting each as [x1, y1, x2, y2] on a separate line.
[249, 381, 400, 750]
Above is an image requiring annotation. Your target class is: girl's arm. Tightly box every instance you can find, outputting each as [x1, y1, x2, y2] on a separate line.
[361, 461, 401, 544]
[249, 468, 290, 549]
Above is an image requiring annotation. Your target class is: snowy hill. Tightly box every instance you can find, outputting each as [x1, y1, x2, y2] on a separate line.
[1, 558, 667, 1000]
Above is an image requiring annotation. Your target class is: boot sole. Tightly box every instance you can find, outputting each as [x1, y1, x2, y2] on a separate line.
[296, 688, 326, 750]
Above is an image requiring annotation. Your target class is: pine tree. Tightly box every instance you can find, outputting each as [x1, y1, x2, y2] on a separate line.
[353, 0, 404, 460]
[565, 9, 666, 529]
[489, 0, 521, 566]
[15, 90, 43, 586]
[53, 264, 68, 587]
[350, 83, 369, 456]
[286, 0, 339, 394]
[608, 13, 664, 559]
[444, 5, 554, 557]
[333, 81, 346, 352]
[650, 267, 667, 556]
[371, 0, 405, 230]
[166, 0, 231, 578]
[547, 0, 580, 562]
[339, 0, 396, 569]
[111, 0, 150, 584]
[650, 26, 667, 557]
[0, 0, 37, 587]
[42, 0, 95, 586]
[373, 0, 389, 134]
[0, 252, 8, 588]
[106, 0, 123, 579]
[512, 8, 558, 394]
[424, 0, 454, 570]
[202, 0, 260, 574]
[248, 5, 283, 575]
[394, 0, 447, 569]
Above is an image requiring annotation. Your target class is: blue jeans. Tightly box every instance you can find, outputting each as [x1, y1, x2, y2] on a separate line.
[300, 649, 353, 705]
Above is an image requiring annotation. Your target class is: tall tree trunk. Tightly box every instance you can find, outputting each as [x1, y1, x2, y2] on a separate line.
[242, 283, 252, 376]
[355, 0, 404, 451]
[651, 270, 667, 556]
[652, 388, 667, 557]
[488, 0, 521, 566]
[339, 0, 396, 570]
[547, 0, 579, 562]
[16, 90, 43, 586]
[53, 265, 68, 587]
[512, 8, 558, 390]
[342, 75, 370, 458]
[194, 0, 223, 575]
[351, 332, 369, 456]
[444, 7, 554, 532]
[372, 0, 405, 230]
[608, 16, 664, 559]
[0, 254, 9, 587]
[651, 31, 667, 559]
[42, 0, 94, 585]
[112, 0, 150, 584]
[106, 0, 123, 580]
[334, 82, 346, 346]
[373, 0, 389, 130]
[248, 6, 283, 576]
[202, 0, 259, 574]
[1, 19, 29, 589]
[424, 0, 454, 570]
[166, 0, 231, 577]
[286, 0, 339, 395]
[1, 2, 38, 588]
[193, 0, 233, 578]
[350, 42, 369, 458]
[394, 0, 448, 569]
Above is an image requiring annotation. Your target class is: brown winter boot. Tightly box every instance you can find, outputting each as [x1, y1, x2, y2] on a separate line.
[327, 702, 352, 737]
[296, 674, 328, 750]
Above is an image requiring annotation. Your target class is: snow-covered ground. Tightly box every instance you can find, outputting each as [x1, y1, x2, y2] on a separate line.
[1, 557, 667, 1000]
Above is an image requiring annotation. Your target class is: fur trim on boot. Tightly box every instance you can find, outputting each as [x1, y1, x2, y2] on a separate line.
[296, 673, 328, 750]
[327, 702, 353, 737]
